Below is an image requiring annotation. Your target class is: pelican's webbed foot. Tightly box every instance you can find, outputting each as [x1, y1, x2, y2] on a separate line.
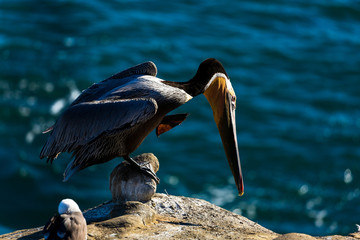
[124, 156, 160, 184]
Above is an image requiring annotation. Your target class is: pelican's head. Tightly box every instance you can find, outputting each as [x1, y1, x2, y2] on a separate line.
[58, 198, 81, 214]
[192, 58, 244, 196]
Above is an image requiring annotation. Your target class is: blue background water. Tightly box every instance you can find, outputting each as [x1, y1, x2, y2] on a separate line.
[0, 0, 359, 236]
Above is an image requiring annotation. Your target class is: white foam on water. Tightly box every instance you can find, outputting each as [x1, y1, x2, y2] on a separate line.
[50, 98, 66, 115]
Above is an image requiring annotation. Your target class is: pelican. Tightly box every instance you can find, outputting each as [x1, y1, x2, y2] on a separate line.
[40, 58, 244, 195]
[44, 199, 87, 240]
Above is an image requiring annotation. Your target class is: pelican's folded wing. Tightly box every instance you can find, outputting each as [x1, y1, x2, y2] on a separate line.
[40, 98, 158, 161]
[44, 214, 61, 240]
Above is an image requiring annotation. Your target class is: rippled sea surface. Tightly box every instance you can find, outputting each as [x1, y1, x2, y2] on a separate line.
[1, 0, 359, 236]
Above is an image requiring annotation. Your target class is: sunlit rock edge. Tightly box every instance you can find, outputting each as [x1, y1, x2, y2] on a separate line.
[1, 193, 360, 240]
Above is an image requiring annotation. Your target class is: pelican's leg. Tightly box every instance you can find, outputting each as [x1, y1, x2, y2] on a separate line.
[124, 156, 160, 184]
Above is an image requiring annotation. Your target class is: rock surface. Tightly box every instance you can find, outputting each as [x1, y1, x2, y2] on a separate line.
[1, 194, 359, 240]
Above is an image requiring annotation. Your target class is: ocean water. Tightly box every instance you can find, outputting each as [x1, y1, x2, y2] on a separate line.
[0, 0, 359, 236]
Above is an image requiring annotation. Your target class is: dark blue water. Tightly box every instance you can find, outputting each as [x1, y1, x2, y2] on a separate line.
[1, 0, 359, 236]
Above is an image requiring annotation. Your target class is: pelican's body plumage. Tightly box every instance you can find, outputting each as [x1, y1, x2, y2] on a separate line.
[41, 58, 244, 195]
[44, 199, 87, 240]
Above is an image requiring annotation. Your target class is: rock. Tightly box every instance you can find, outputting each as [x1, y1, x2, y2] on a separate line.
[2, 193, 359, 240]
[274, 233, 317, 240]
[110, 153, 159, 203]
[350, 232, 360, 239]
[89, 201, 156, 238]
[83, 193, 279, 240]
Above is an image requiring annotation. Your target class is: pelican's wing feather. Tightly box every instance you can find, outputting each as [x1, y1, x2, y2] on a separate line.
[105, 61, 157, 81]
[156, 113, 189, 136]
[43, 214, 63, 240]
[70, 61, 157, 106]
[40, 98, 158, 160]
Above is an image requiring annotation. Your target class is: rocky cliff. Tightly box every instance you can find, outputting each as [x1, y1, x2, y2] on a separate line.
[1, 193, 359, 240]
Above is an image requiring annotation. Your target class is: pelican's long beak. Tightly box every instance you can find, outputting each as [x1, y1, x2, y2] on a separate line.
[203, 73, 244, 196]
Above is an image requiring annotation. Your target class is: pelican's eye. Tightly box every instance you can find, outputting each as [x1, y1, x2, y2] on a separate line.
[231, 95, 236, 109]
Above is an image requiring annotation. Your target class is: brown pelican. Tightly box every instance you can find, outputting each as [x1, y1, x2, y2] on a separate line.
[40, 58, 244, 195]
[44, 199, 87, 240]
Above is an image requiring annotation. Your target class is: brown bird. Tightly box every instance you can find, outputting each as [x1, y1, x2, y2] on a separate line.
[40, 58, 244, 195]
[44, 199, 87, 240]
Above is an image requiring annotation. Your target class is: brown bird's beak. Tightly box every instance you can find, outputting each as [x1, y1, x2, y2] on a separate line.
[204, 74, 244, 196]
